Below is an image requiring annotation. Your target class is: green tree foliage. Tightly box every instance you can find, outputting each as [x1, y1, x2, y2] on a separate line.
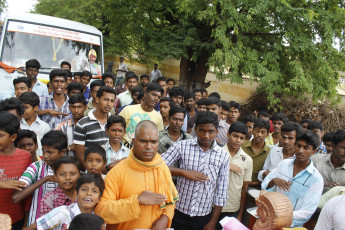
[34, 0, 345, 104]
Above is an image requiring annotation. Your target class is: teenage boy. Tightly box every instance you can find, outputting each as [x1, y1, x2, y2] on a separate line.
[116, 56, 128, 87]
[193, 89, 203, 102]
[119, 83, 164, 147]
[96, 121, 178, 230]
[227, 101, 241, 125]
[323, 131, 335, 154]
[244, 115, 257, 140]
[159, 106, 192, 154]
[262, 130, 324, 227]
[80, 70, 92, 100]
[102, 72, 116, 88]
[84, 80, 115, 116]
[25, 59, 48, 97]
[67, 82, 84, 97]
[167, 78, 175, 94]
[185, 91, 198, 132]
[74, 86, 116, 170]
[312, 130, 345, 190]
[117, 71, 139, 107]
[307, 121, 327, 154]
[25, 173, 105, 230]
[13, 130, 68, 226]
[162, 111, 229, 230]
[38, 69, 70, 129]
[74, 72, 82, 83]
[118, 86, 144, 113]
[258, 122, 300, 181]
[0, 97, 25, 121]
[65, 71, 73, 91]
[14, 130, 40, 162]
[169, 87, 185, 107]
[301, 119, 312, 130]
[157, 77, 168, 97]
[85, 145, 107, 178]
[160, 97, 173, 128]
[265, 113, 288, 147]
[60, 61, 71, 71]
[219, 100, 229, 121]
[139, 74, 149, 91]
[13, 77, 32, 98]
[19, 92, 51, 156]
[103, 115, 129, 171]
[0, 112, 32, 230]
[56, 94, 87, 157]
[196, 97, 207, 111]
[218, 122, 252, 228]
[40, 156, 81, 216]
[242, 119, 271, 184]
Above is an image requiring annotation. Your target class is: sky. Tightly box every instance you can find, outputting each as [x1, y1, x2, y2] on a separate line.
[2, 0, 36, 19]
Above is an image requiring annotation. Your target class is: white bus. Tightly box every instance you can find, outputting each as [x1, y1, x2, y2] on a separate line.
[0, 13, 104, 83]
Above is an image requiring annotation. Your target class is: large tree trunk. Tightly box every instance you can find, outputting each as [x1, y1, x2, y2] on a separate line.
[179, 48, 211, 90]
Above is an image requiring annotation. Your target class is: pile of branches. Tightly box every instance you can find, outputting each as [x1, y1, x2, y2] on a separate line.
[239, 91, 345, 133]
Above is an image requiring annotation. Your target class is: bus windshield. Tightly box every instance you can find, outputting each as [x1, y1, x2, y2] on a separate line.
[1, 20, 102, 75]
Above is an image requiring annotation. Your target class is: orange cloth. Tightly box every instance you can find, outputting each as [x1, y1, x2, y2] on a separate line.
[95, 150, 178, 230]
[0, 62, 16, 73]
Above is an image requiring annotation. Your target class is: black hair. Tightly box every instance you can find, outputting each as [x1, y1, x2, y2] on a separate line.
[131, 86, 144, 96]
[194, 89, 203, 94]
[26, 59, 41, 69]
[54, 156, 81, 173]
[0, 97, 25, 116]
[140, 74, 150, 80]
[74, 72, 82, 78]
[258, 111, 270, 118]
[60, 61, 71, 69]
[66, 70, 73, 79]
[254, 119, 271, 133]
[169, 106, 186, 118]
[167, 78, 175, 84]
[19, 92, 40, 107]
[323, 131, 335, 143]
[296, 130, 320, 150]
[331, 130, 345, 146]
[13, 77, 32, 88]
[229, 101, 241, 112]
[137, 90, 145, 101]
[0, 112, 20, 135]
[205, 97, 221, 107]
[156, 77, 167, 84]
[49, 69, 68, 82]
[244, 115, 257, 123]
[69, 213, 104, 230]
[125, 71, 139, 82]
[76, 173, 105, 197]
[84, 145, 106, 163]
[160, 97, 173, 108]
[96, 86, 116, 98]
[281, 121, 302, 134]
[69, 94, 87, 106]
[301, 119, 312, 124]
[208, 92, 221, 99]
[169, 87, 184, 98]
[184, 91, 195, 100]
[90, 80, 105, 91]
[106, 115, 126, 130]
[67, 82, 84, 95]
[81, 71, 92, 79]
[41, 130, 68, 152]
[229, 122, 248, 135]
[47, 82, 51, 88]
[14, 129, 38, 146]
[307, 121, 323, 131]
[200, 88, 208, 94]
[102, 72, 115, 83]
[271, 112, 288, 123]
[195, 111, 219, 129]
[220, 100, 230, 112]
[197, 98, 208, 106]
[145, 83, 164, 95]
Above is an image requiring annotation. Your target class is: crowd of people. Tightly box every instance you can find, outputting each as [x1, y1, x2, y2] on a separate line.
[0, 58, 344, 230]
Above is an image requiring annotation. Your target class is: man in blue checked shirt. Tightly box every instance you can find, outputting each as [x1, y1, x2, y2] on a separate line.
[162, 111, 230, 230]
[262, 130, 324, 227]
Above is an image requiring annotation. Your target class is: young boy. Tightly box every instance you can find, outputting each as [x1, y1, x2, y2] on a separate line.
[85, 145, 107, 178]
[262, 130, 324, 227]
[24, 173, 105, 230]
[14, 129, 40, 162]
[0, 112, 32, 230]
[307, 121, 327, 154]
[103, 115, 129, 172]
[13, 77, 32, 98]
[19, 92, 51, 157]
[13, 130, 68, 226]
[40, 156, 81, 216]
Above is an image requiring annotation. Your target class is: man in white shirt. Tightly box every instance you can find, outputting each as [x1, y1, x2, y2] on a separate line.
[150, 63, 162, 82]
[25, 59, 49, 97]
[116, 56, 128, 87]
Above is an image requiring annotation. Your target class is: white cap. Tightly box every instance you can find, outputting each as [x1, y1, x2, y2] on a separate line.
[219, 216, 232, 227]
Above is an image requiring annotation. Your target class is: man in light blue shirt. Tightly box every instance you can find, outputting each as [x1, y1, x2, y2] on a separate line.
[262, 130, 324, 227]
[25, 59, 49, 97]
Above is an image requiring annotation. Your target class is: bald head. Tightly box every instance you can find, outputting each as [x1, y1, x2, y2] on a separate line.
[135, 120, 159, 138]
